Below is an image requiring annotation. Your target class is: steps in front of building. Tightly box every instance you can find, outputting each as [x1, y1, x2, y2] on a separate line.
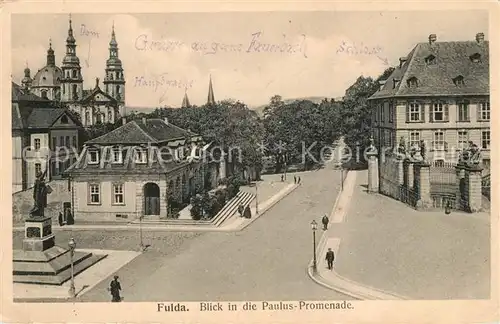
[132, 190, 255, 227]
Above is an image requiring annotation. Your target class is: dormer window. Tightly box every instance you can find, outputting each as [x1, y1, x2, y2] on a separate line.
[453, 75, 465, 86]
[112, 146, 123, 164]
[392, 78, 400, 89]
[88, 149, 100, 164]
[134, 148, 147, 164]
[425, 54, 436, 65]
[469, 53, 481, 63]
[407, 77, 418, 88]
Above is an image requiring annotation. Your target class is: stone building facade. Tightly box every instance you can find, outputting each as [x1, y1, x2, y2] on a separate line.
[369, 33, 490, 169]
[64, 117, 218, 221]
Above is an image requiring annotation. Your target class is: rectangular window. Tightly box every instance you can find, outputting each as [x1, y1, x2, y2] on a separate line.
[112, 147, 123, 163]
[389, 103, 394, 123]
[458, 131, 469, 150]
[53, 137, 57, 149]
[113, 183, 124, 205]
[409, 131, 420, 148]
[433, 131, 445, 151]
[481, 131, 490, 150]
[134, 148, 147, 164]
[72, 136, 77, 148]
[35, 163, 41, 176]
[431, 102, 449, 122]
[89, 184, 101, 204]
[65, 136, 70, 148]
[34, 138, 41, 151]
[458, 102, 470, 122]
[407, 102, 423, 122]
[88, 150, 99, 164]
[479, 102, 490, 121]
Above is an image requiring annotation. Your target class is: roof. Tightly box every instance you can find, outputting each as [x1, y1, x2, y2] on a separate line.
[25, 108, 66, 128]
[80, 85, 118, 104]
[86, 119, 199, 145]
[32, 65, 63, 88]
[63, 145, 198, 176]
[370, 40, 489, 100]
[11, 82, 51, 102]
[11, 103, 23, 130]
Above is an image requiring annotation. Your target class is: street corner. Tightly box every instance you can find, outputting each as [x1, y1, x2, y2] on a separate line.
[13, 249, 141, 301]
[307, 236, 407, 300]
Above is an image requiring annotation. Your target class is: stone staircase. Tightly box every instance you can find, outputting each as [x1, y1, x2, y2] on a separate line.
[132, 190, 256, 227]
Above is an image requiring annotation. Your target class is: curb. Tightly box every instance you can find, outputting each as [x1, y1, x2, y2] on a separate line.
[12, 184, 299, 233]
[306, 170, 407, 300]
[236, 183, 299, 231]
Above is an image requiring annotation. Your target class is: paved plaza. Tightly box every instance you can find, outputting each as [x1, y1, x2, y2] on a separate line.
[315, 169, 491, 300]
[13, 165, 351, 302]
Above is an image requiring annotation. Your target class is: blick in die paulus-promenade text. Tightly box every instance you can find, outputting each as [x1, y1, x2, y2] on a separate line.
[157, 301, 354, 312]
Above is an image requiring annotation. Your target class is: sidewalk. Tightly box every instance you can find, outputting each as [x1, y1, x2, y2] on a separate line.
[309, 169, 491, 300]
[14, 249, 141, 301]
[12, 181, 298, 233]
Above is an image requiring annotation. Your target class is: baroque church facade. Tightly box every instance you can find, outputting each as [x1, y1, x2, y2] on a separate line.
[19, 15, 125, 127]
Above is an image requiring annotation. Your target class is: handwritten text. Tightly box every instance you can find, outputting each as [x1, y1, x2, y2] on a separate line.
[80, 24, 100, 38]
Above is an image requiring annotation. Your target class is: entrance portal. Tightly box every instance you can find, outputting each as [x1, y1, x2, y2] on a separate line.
[144, 182, 160, 215]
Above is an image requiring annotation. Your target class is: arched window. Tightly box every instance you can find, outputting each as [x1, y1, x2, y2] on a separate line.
[108, 109, 113, 123]
[72, 84, 78, 100]
[60, 115, 69, 124]
[72, 70, 77, 78]
[85, 111, 90, 125]
[116, 85, 120, 95]
[41, 90, 48, 99]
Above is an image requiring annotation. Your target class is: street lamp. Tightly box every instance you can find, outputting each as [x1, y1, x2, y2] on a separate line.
[255, 181, 259, 215]
[311, 220, 318, 273]
[139, 214, 145, 251]
[68, 237, 76, 298]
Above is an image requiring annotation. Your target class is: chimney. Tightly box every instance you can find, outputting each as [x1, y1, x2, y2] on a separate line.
[399, 57, 407, 68]
[122, 117, 127, 125]
[142, 117, 146, 124]
[476, 32, 485, 43]
[428, 34, 437, 44]
[164, 117, 169, 125]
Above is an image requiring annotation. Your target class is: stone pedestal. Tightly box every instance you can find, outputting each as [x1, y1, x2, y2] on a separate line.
[396, 157, 404, 185]
[23, 217, 55, 252]
[13, 217, 108, 285]
[414, 161, 432, 209]
[464, 165, 483, 213]
[367, 151, 379, 193]
[403, 159, 415, 189]
[219, 153, 227, 180]
[455, 164, 465, 210]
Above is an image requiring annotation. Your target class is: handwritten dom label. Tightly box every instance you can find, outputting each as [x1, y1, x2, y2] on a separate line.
[80, 24, 100, 38]
[135, 32, 308, 58]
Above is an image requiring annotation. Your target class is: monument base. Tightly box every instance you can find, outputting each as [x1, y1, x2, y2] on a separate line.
[13, 217, 108, 285]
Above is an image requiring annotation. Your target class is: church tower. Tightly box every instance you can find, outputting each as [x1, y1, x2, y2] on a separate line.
[103, 22, 125, 107]
[181, 89, 191, 108]
[21, 63, 33, 92]
[207, 75, 215, 105]
[60, 14, 83, 102]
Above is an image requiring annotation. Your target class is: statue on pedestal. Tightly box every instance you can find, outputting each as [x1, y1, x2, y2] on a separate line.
[29, 170, 48, 219]
[420, 140, 427, 162]
[462, 141, 482, 168]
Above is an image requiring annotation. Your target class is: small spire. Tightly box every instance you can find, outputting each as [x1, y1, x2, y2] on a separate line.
[182, 88, 191, 108]
[207, 74, 215, 105]
[95, 77, 100, 88]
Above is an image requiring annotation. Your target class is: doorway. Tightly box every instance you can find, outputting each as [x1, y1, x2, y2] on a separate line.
[144, 182, 160, 215]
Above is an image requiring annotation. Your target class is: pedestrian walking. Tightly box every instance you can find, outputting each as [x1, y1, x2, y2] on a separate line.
[58, 212, 64, 226]
[109, 275, 122, 302]
[298, 176, 301, 184]
[322, 214, 329, 231]
[325, 248, 335, 270]
[237, 204, 244, 217]
[281, 174, 284, 182]
[294, 176, 297, 184]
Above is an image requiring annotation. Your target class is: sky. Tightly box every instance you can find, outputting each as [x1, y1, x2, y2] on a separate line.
[11, 11, 489, 109]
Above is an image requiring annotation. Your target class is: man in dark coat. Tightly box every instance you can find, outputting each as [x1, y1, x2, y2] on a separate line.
[325, 248, 335, 270]
[110, 275, 122, 302]
[322, 214, 329, 230]
[297, 176, 301, 184]
[243, 205, 252, 219]
[294, 176, 297, 184]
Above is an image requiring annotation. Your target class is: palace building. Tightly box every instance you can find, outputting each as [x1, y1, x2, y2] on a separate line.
[64, 117, 219, 222]
[369, 33, 490, 168]
[18, 15, 125, 127]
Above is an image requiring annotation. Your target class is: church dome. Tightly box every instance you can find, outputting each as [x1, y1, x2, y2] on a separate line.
[32, 65, 63, 87]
